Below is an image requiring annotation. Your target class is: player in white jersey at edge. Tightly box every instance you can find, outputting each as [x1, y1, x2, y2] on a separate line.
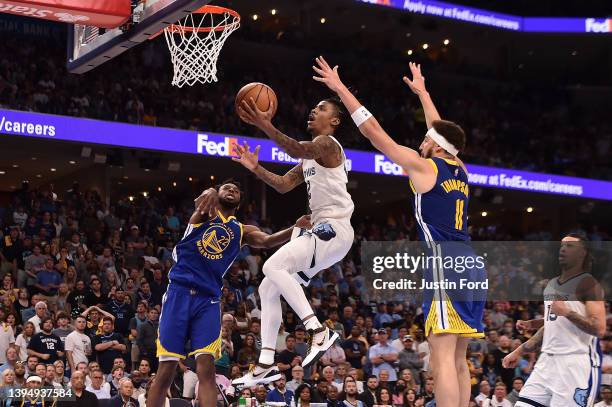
[230, 94, 355, 386]
[503, 233, 606, 407]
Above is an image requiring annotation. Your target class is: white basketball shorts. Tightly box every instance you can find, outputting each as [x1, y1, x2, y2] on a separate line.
[264, 219, 353, 285]
[516, 352, 601, 407]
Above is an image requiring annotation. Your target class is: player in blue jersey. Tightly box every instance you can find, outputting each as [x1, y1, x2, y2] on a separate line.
[147, 180, 311, 407]
[314, 57, 484, 407]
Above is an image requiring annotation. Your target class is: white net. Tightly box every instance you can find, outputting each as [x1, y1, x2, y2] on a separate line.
[164, 8, 240, 87]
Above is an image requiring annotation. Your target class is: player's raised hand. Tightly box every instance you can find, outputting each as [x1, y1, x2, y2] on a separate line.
[502, 350, 521, 369]
[194, 187, 219, 217]
[295, 215, 312, 229]
[232, 141, 260, 172]
[312, 56, 344, 93]
[403, 62, 428, 95]
[238, 98, 274, 128]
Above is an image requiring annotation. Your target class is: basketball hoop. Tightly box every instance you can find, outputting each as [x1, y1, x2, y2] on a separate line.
[161, 5, 240, 87]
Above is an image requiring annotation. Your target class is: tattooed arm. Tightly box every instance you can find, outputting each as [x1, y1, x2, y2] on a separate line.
[253, 162, 305, 194]
[521, 326, 545, 353]
[237, 97, 340, 161]
[502, 327, 544, 368]
[258, 124, 339, 160]
[232, 142, 305, 193]
[564, 308, 606, 338]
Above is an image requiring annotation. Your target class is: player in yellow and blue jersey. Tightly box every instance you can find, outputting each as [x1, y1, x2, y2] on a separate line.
[147, 180, 311, 407]
[314, 57, 485, 407]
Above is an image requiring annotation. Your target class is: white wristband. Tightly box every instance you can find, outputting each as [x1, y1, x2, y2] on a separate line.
[351, 106, 372, 127]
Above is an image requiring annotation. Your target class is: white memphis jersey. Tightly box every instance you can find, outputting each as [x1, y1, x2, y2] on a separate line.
[301, 136, 354, 225]
[542, 273, 599, 358]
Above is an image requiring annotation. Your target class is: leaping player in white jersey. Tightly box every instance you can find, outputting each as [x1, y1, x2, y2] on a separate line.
[503, 233, 606, 407]
[230, 95, 355, 386]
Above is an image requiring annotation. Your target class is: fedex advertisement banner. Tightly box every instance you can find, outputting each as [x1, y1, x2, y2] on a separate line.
[1, 108, 611, 201]
[358, 0, 522, 31]
[356, 0, 612, 34]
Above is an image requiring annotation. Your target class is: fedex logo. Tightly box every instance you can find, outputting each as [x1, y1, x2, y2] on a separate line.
[374, 155, 406, 176]
[585, 18, 611, 33]
[197, 134, 238, 157]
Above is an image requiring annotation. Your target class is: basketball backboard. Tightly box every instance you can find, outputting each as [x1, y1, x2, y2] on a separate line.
[67, 0, 211, 74]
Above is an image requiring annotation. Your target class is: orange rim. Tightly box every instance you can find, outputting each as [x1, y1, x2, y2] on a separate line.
[165, 5, 240, 33]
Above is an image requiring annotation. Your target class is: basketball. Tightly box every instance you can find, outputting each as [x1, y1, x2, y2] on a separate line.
[235, 82, 278, 121]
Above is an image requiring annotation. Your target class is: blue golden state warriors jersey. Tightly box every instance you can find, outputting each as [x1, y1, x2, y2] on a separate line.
[411, 157, 469, 242]
[169, 212, 243, 297]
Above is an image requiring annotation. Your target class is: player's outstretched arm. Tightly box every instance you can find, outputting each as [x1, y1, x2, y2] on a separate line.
[502, 326, 544, 368]
[191, 188, 220, 224]
[402, 62, 442, 130]
[312, 56, 435, 191]
[232, 142, 305, 193]
[404, 63, 469, 174]
[242, 215, 312, 249]
[516, 318, 544, 331]
[238, 99, 338, 160]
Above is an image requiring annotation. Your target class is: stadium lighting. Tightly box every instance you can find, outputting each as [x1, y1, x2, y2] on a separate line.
[36, 174, 42, 178]
[31, 157, 37, 160]
[50, 168, 56, 172]
[320, 17, 326, 24]
[128, 196, 134, 202]
[422, 43, 429, 50]
[252, 14, 259, 21]
[123, 176, 128, 180]
[173, 181, 177, 187]
[69, 161, 76, 165]
[157, 186, 162, 192]
[271, 9, 277, 15]
[210, 175, 215, 181]
[443, 39, 450, 45]
[0, 171, 5, 175]
[481, 211, 488, 217]
[407, 49, 413, 56]
[188, 177, 193, 182]
[527, 207, 534, 213]
[571, 50, 578, 56]
[142, 191, 149, 198]
[144, 168, 150, 172]
[12, 164, 18, 168]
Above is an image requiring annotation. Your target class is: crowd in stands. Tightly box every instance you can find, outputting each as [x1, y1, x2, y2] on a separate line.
[0, 30, 610, 181]
[0, 182, 609, 407]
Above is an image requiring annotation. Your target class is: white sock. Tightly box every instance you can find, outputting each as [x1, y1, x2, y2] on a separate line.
[258, 277, 281, 366]
[304, 316, 322, 331]
[262, 258, 317, 323]
[258, 348, 276, 366]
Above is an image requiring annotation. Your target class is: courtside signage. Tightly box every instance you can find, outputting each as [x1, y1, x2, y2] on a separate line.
[356, 0, 612, 33]
[1, 108, 611, 200]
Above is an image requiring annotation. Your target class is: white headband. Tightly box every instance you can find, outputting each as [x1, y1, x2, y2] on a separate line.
[426, 127, 459, 156]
